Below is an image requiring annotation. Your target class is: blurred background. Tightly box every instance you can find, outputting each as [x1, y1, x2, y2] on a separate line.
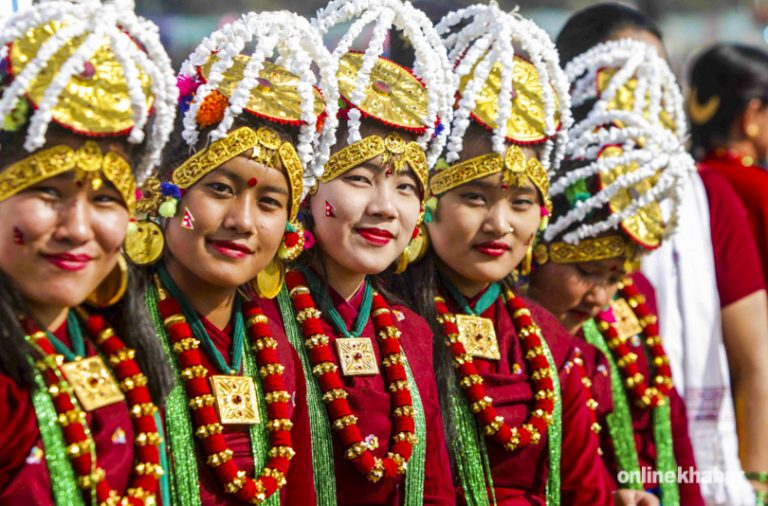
[4, 0, 768, 85]
[129, 0, 768, 83]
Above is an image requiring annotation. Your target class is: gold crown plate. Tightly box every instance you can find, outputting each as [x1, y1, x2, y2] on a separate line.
[429, 144, 552, 212]
[199, 56, 324, 125]
[337, 52, 429, 132]
[461, 56, 560, 144]
[171, 126, 303, 222]
[534, 236, 632, 265]
[598, 145, 664, 249]
[0, 141, 136, 213]
[596, 68, 675, 132]
[10, 20, 153, 135]
[321, 132, 427, 191]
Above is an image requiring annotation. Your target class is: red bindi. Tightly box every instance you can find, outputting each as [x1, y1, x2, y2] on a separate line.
[385, 167, 394, 177]
[500, 183, 509, 190]
[247, 177, 258, 187]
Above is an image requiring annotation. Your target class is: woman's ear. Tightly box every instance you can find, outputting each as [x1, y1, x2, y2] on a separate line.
[740, 98, 763, 139]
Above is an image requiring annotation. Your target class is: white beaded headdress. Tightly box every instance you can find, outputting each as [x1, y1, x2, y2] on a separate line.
[436, 3, 573, 174]
[177, 10, 340, 196]
[543, 39, 695, 249]
[0, 0, 177, 182]
[312, 0, 454, 169]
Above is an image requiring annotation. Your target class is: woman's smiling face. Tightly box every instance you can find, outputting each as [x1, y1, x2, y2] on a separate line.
[163, 153, 290, 289]
[309, 123, 422, 279]
[0, 136, 131, 312]
[427, 124, 544, 294]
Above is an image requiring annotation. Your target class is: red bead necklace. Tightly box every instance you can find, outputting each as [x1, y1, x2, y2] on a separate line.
[25, 310, 163, 505]
[284, 269, 417, 483]
[156, 288, 294, 503]
[593, 277, 672, 408]
[434, 289, 556, 452]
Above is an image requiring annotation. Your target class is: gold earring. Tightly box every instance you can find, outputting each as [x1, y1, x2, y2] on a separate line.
[394, 225, 430, 274]
[746, 123, 760, 139]
[254, 258, 285, 299]
[519, 245, 534, 277]
[124, 220, 165, 265]
[278, 221, 305, 262]
[533, 243, 549, 265]
[87, 255, 128, 307]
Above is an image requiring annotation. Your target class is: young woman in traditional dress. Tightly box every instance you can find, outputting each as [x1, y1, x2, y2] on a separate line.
[395, 4, 618, 504]
[555, 5, 768, 504]
[527, 36, 703, 505]
[0, 1, 177, 504]
[258, 0, 456, 504]
[688, 43, 768, 290]
[128, 12, 339, 505]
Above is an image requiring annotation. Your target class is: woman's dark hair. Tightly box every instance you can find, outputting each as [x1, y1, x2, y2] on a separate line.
[555, 2, 663, 66]
[389, 249, 461, 469]
[688, 43, 768, 159]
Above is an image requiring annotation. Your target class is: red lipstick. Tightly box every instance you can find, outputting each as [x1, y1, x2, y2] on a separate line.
[474, 241, 511, 257]
[42, 252, 93, 271]
[207, 240, 254, 259]
[356, 227, 394, 246]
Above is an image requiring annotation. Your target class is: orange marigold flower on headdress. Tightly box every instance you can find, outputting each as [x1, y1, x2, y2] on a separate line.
[196, 90, 229, 129]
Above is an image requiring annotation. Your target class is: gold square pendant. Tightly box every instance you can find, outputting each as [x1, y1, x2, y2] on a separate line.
[61, 355, 125, 412]
[456, 314, 501, 360]
[209, 375, 260, 425]
[335, 337, 379, 376]
[610, 298, 643, 342]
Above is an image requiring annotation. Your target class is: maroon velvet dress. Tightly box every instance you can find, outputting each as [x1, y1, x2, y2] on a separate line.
[697, 166, 766, 306]
[181, 312, 314, 505]
[580, 272, 704, 504]
[261, 285, 455, 506]
[0, 322, 136, 504]
[699, 154, 768, 291]
[442, 293, 615, 505]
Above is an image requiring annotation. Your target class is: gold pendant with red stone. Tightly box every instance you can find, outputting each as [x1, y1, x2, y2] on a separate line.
[60, 355, 125, 411]
[335, 337, 379, 376]
[455, 314, 501, 360]
[209, 375, 260, 425]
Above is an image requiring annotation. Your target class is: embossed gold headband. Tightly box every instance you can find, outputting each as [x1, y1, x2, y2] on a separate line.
[171, 126, 303, 222]
[429, 144, 552, 213]
[533, 235, 634, 264]
[321, 132, 428, 194]
[0, 141, 136, 214]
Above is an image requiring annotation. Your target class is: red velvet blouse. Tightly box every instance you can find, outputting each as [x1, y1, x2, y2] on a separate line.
[697, 163, 766, 306]
[444, 294, 616, 505]
[261, 285, 456, 506]
[185, 311, 313, 505]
